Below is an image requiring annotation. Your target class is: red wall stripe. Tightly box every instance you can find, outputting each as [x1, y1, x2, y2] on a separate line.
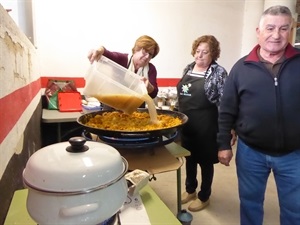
[41, 77, 86, 88]
[41, 77, 180, 88]
[0, 77, 180, 144]
[157, 78, 180, 87]
[0, 79, 41, 144]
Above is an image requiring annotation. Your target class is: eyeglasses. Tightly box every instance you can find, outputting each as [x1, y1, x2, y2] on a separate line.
[196, 50, 210, 56]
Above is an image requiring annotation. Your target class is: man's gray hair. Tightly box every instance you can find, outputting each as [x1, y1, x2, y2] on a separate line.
[259, 5, 293, 28]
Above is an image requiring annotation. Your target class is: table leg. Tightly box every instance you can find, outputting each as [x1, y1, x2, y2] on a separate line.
[176, 157, 193, 223]
[177, 165, 182, 214]
[57, 123, 61, 142]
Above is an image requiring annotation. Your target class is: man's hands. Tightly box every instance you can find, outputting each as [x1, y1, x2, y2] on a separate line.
[218, 130, 237, 166]
[218, 150, 233, 166]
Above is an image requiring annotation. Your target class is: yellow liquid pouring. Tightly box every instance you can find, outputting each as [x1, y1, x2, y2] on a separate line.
[141, 94, 158, 124]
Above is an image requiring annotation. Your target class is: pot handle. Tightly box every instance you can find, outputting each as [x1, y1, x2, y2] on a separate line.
[60, 203, 99, 217]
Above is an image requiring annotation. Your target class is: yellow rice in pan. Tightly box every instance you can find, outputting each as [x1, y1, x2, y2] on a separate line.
[84, 111, 182, 131]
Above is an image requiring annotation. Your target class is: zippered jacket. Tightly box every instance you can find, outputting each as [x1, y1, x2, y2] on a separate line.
[181, 61, 228, 107]
[217, 44, 300, 155]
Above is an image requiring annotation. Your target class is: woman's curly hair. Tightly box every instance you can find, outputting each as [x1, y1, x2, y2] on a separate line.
[191, 35, 221, 61]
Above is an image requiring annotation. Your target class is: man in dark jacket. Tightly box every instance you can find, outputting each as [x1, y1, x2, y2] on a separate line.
[217, 5, 300, 225]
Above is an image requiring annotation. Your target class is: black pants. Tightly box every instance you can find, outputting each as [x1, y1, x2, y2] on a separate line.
[185, 156, 214, 202]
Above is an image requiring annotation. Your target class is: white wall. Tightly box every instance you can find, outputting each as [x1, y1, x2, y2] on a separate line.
[0, 0, 35, 44]
[240, 1, 265, 57]
[2, 0, 297, 80]
[31, 0, 246, 78]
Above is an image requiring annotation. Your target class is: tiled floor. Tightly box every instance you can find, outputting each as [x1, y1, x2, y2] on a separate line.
[149, 145, 280, 225]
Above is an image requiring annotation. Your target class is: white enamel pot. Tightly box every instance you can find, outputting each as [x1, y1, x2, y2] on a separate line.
[22, 137, 128, 225]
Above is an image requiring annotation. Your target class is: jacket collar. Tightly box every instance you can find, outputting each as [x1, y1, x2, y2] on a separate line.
[245, 43, 300, 62]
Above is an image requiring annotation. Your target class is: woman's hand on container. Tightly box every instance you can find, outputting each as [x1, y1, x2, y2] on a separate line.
[87, 46, 104, 64]
[141, 77, 154, 94]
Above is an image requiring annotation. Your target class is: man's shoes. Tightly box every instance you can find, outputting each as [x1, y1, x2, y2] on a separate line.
[188, 199, 209, 212]
[181, 191, 197, 204]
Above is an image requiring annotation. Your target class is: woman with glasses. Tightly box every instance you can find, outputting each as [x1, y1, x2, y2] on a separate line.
[88, 35, 159, 98]
[176, 35, 232, 212]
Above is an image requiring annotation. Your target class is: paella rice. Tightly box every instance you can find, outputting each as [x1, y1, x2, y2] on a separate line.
[84, 111, 182, 131]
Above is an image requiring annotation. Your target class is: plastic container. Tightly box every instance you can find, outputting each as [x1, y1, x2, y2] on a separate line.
[84, 56, 148, 114]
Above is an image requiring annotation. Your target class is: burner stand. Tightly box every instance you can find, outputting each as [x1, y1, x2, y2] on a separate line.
[82, 130, 178, 149]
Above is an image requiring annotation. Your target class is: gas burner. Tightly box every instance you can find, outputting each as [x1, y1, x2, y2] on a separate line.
[97, 213, 119, 225]
[82, 130, 178, 149]
[38, 214, 119, 225]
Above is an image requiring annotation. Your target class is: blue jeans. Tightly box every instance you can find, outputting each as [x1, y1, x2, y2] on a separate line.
[236, 139, 300, 225]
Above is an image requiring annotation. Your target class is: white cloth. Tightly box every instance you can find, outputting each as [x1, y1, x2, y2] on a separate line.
[119, 194, 151, 225]
[128, 56, 149, 79]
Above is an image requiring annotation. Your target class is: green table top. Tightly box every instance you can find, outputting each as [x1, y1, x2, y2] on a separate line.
[164, 141, 190, 158]
[4, 185, 181, 225]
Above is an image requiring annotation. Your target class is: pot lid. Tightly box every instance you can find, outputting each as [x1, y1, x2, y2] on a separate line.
[23, 137, 127, 193]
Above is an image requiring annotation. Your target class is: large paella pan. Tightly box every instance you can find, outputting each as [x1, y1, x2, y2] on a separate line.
[77, 108, 188, 138]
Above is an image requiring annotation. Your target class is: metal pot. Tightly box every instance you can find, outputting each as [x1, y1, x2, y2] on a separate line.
[77, 108, 188, 138]
[22, 137, 128, 225]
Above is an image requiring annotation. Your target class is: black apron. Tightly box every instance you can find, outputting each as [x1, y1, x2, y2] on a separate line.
[177, 72, 219, 164]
